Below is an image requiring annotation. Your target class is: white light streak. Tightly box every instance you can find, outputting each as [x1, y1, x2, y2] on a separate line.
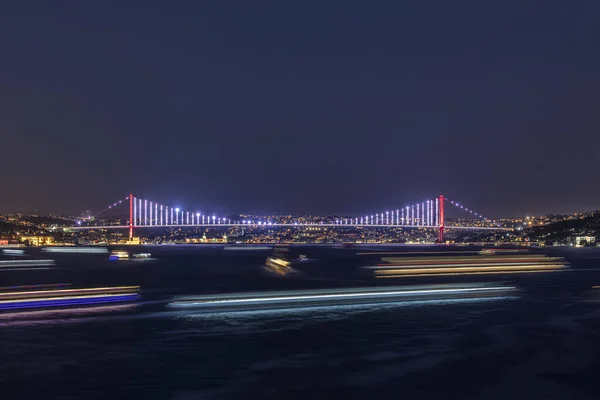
[42, 247, 108, 253]
[0, 260, 56, 267]
[169, 286, 516, 307]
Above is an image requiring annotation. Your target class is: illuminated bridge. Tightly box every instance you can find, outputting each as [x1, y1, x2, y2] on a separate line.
[70, 194, 510, 242]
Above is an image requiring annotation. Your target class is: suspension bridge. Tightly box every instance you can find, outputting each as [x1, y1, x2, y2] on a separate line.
[70, 194, 509, 242]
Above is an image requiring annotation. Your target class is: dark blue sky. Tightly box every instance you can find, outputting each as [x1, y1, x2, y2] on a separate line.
[1, 1, 599, 216]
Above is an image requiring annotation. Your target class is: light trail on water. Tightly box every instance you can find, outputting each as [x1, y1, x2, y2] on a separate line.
[168, 284, 516, 310]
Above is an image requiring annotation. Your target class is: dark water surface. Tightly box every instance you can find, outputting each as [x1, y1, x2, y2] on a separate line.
[2, 245, 600, 399]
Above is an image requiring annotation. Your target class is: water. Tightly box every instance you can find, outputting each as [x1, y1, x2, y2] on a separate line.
[2, 245, 600, 399]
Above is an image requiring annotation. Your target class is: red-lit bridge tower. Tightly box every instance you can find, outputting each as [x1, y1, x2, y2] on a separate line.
[438, 194, 445, 243]
[129, 193, 134, 240]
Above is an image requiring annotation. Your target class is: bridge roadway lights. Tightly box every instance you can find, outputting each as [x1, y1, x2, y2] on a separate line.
[70, 224, 508, 231]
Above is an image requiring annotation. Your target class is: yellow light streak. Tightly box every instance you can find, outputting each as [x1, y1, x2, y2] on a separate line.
[376, 269, 564, 278]
[0, 286, 139, 299]
[368, 262, 567, 270]
[0, 292, 138, 305]
[374, 264, 566, 275]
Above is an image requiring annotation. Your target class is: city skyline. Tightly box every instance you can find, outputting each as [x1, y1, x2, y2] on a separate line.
[2, 1, 600, 216]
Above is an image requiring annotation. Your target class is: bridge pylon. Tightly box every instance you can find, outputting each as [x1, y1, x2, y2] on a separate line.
[438, 194, 445, 243]
[129, 193, 134, 240]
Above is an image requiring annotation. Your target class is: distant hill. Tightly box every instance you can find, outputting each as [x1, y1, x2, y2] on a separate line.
[526, 212, 600, 243]
[19, 216, 74, 226]
[0, 221, 19, 235]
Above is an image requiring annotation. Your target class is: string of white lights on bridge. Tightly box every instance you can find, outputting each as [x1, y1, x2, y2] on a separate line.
[81, 194, 500, 242]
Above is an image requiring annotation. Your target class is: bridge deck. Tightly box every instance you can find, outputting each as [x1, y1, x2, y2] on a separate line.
[68, 224, 509, 231]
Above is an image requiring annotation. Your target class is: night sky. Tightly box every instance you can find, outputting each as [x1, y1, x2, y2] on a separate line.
[2, 1, 599, 217]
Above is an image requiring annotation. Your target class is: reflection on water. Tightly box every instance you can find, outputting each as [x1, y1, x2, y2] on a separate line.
[0, 303, 139, 327]
[180, 296, 517, 333]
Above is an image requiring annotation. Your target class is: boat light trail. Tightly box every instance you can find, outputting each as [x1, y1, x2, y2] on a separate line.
[0, 294, 139, 310]
[0, 286, 141, 310]
[376, 269, 563, 278]
[364, 254, 568, 278]
[0, 286, 140, 300]
[0, 260, 56, 268]
[169, 285, 516, 308]
[42, 247, 108, 253]
[373, 264, 566, 274]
